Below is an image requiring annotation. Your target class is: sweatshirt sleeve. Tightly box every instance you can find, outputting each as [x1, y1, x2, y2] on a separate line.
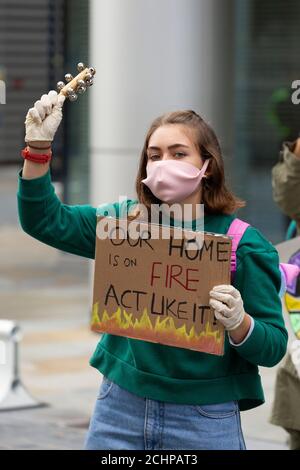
[230, 249, 288, 367]
[272, 141, 300, 220]
[17, 167, 97, 259]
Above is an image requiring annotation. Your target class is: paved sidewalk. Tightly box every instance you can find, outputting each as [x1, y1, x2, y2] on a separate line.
[0, 165, 289, 450]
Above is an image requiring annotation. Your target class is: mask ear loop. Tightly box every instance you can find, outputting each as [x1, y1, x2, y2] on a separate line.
[201, 157, 212, 193]
[200, 156, 211, 181]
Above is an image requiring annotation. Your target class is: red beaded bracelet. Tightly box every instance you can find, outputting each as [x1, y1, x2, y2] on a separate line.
[21, 147, 52, 164]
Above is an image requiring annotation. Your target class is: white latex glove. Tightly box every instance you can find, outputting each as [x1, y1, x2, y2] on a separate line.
[24, 90, 66, 142]
[209, 284, 245, 331]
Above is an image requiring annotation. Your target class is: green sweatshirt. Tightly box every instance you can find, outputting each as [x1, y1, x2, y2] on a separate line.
[17, 167, 288, 412]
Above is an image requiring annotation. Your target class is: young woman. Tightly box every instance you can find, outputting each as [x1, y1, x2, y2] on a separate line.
[17, 90, 288, 450]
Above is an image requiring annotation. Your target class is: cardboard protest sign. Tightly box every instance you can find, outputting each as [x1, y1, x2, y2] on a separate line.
[91, 217, 232, 356]
[275, 236, 300, 341]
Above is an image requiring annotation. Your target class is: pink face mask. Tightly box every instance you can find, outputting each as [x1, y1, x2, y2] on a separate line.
[141, 158, 210, 203]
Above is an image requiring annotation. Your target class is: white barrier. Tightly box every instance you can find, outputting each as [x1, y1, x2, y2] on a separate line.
[0, 320, 46, 410]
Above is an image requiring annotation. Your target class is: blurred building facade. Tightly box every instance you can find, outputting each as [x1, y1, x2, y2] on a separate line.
[0, 0, 299, 243]
[0, 0, 66, 181]
[0, 0, 89, 203]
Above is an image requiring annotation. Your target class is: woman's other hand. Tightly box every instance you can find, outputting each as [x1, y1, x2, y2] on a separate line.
[209, 284, 252, 344]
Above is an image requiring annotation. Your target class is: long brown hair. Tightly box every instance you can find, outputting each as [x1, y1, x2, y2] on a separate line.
[130, 109, 245, 220]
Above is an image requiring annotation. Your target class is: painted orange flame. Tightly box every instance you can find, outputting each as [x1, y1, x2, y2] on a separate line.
[91, 301, 224, 355]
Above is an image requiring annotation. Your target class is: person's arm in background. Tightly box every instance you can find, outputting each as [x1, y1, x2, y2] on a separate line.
[294, 138, 300, 157]
[17, 90, 97, 259]
[272, 137, 300, 223]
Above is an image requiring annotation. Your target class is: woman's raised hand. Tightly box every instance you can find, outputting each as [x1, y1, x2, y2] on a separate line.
[24, 90, 66, 144]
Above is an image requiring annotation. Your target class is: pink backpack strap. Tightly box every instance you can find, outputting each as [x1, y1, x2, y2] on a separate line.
[227, 218, 300, 295]
[226, 218, 250, 281]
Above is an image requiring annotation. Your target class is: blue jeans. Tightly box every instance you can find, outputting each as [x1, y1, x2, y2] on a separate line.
[84, 376, 247, 450]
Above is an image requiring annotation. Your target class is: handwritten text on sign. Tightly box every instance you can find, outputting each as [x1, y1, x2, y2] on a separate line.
[92, 218, 232, 355]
